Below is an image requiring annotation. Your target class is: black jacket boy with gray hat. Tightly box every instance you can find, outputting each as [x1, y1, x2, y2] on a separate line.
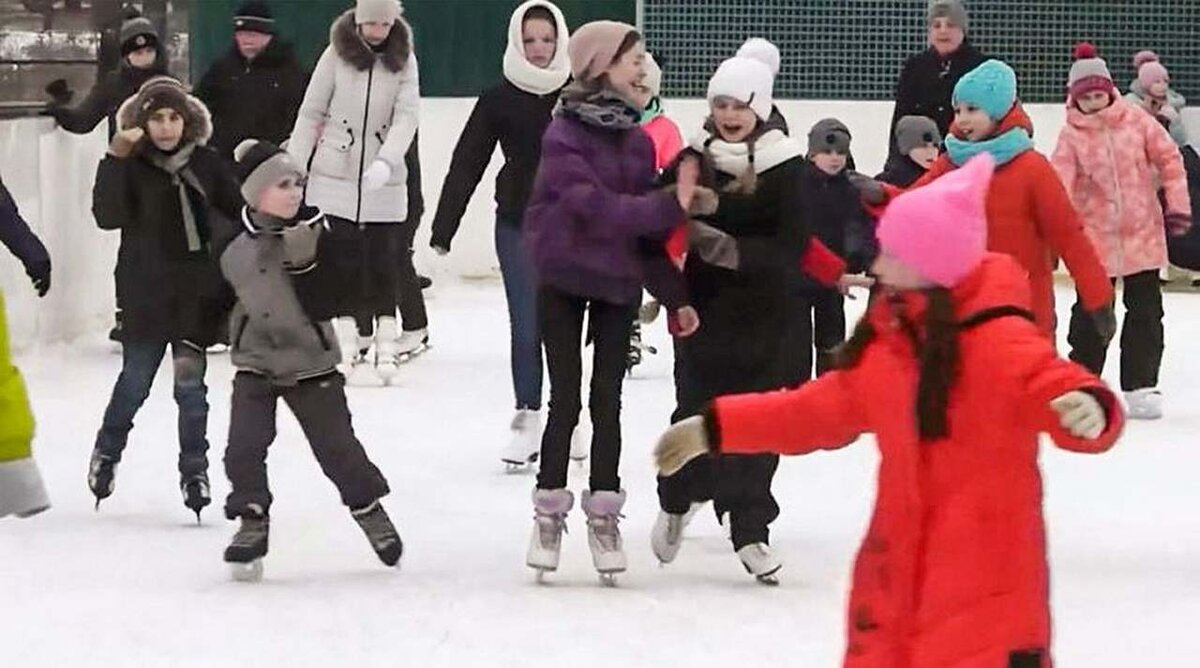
[215, 139, 401, 574]
[877, 115, 942, 187]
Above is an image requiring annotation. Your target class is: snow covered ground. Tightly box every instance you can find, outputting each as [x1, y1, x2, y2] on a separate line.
[3, 280, 1199, 667]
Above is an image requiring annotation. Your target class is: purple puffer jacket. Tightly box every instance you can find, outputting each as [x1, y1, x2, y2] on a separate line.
[524, 113, 688, 308]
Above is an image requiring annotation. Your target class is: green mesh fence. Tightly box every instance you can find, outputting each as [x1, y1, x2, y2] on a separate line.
[642, 0, 1199, 103]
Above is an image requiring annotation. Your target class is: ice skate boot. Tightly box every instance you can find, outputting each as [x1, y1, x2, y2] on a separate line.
[225, 505, 269, 582]
[582, 490, 627, 586]
[374, 317, 400, 383]
[346, 334, 381, 386]
[351, 500, 403, 567]
[737, 542, 782, 585]
[527, 488, 573, 582]
[395, 327, 430, 363]
[87, 447, 118, 510]
[180, 471, 211, 523]
[650, 502, 703, 565]
[502, 409, 541, 471]
[1125, 388, 1163, 420]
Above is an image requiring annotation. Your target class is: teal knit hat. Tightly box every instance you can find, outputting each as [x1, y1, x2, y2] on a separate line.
[952, 59, 1017, 121]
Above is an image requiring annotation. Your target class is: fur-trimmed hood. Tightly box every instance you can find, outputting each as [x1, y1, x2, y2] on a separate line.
[115, 82, 213, 149]
[331, 9, 412, 73]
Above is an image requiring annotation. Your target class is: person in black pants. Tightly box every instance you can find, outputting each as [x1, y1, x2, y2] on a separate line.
[393, 133, 429, 356]
[216, 139, 401, 574]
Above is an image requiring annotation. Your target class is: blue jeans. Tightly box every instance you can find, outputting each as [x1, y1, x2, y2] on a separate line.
[495, 217, 543, 411]
[95, 340, 209, 478]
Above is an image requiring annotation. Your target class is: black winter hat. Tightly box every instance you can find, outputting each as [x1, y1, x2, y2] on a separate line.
[233, 1, 276, 35]
[120, 16, 159, 56]
[234, 139, 304, 206]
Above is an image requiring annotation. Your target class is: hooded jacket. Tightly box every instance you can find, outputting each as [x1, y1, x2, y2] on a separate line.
[430, 0, 570, 251]
[1052, 96, 1191, 278]
[91, 89, 243, 346]
[195, 36, 308, 160]
[708, 254, 1124, 668]
[287, 10, 420, 224]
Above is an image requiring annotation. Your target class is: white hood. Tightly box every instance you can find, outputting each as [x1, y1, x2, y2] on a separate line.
[502, 0, 571, 95]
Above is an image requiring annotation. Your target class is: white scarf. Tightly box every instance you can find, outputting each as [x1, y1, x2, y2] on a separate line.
[502, 0, 571, 96]
[691, 129, 804, 176]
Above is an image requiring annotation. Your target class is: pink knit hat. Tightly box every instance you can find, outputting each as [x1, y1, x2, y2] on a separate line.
[568, 20, 638, 83]
[1134, 51, 1170, 90]
[876, 153, 994, 287]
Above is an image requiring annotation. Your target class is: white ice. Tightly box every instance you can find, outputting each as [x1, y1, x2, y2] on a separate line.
[3, 281, 1198, 667]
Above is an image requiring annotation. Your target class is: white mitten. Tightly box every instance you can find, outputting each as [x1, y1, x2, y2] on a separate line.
[654, 416, 711, 476]
[361, 160, 392, 192]
[1050, 391, 1106, 440]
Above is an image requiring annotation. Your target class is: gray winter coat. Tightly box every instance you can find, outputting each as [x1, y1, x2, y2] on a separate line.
[220, 208, 340, 386]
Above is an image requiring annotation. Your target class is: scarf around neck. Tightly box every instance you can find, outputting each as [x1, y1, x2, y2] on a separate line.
[146, 144, 206, 252]
[944, 126, 1034, 167]
[559, 89, 640, 130]
[694, 128, 804, 176]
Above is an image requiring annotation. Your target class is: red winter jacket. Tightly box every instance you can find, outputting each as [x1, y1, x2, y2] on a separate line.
[878, 106, 1114, 335]
[710, 254, 1124, 668]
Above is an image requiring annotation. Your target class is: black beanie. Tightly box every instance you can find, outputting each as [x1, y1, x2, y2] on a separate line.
[120, 16, 159, 56]
[233, 1, 276, 35]
[234, 139, 304, 205]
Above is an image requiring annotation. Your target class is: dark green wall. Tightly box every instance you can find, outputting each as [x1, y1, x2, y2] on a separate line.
[191, 0, 636, 96]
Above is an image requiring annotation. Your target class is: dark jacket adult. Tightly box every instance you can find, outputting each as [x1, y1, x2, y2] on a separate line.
[524, 107, 687, 310]
[662, 130, 819, 392]
[194, 37, 308, 160]
[797, 160, 876, 281]
[216, 206, 341, 386]
[0, 177, 51, 295]
[91, 93, 243, 347]
[46, 48, 169, 139]
[430, 80, 558, 251]
[876, 154, 929, 189]
[887, 40, 986, 161]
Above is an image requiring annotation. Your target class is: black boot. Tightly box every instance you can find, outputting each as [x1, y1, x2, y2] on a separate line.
[88, 447, 118, 509]
[224, 506, 269, 564]
[181, 472, 211, 523]
[351, 500, 403, 567]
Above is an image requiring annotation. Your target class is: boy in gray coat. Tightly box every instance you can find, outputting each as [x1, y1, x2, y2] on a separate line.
[216, 139, 401, 579]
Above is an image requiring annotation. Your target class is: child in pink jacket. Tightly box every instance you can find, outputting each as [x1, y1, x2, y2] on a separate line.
[1051, 44, 1192, 420]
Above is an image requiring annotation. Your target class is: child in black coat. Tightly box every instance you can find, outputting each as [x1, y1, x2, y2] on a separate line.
[876, 115, 942, 188]
[799, 118, 876, 377]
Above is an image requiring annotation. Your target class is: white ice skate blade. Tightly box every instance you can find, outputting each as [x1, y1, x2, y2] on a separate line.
[598, 573, 619, 587]
[755, 573, 781, 586]
[229, 559, 263, 582]
[346, 363, 384, 387]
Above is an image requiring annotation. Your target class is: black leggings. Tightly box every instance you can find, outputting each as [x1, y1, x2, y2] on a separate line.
[536, 285, 637, 492]
[395, 217, 428, 332]
[318, 217, 400, 335]
[1068, 270, 1163, 391]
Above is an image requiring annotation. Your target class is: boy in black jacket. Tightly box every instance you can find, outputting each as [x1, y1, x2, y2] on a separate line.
[87, 77, 242, 519]
[800, 119, 876, 377]
[876, 115, 942, 188]
[215, 140, 401, 580]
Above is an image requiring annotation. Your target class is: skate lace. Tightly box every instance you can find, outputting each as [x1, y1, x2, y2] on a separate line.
[535, 512, 568, 547]
[587, 513, 624, 552]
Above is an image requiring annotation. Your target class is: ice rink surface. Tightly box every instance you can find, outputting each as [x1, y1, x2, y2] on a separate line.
[3, 281, 1198, 667]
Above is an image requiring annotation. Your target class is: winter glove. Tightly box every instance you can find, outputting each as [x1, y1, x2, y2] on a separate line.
[361, 160, 392, 192]
[43, 78, 73, 106]
[281, 221, 322, 272]
[688, 220, 739, 270]
[1090, 305, 1117, 346]
[108, 127, 144, 158]
[24, 259, 50, 298]
[1165, 212, 1191, 237]
[638, 299, 662, 325]
[1050, 391, 1107, 440]
[668, 306, 700, 338]
[654, 416, 711, 477]
[432, 244, 449, 256]
[662, 184, 719, 217]
[848, 171, 887, 206]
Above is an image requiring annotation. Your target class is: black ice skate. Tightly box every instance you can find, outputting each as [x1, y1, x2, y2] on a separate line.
[87, 448, 118, 510]
[351, 500, 403, 567]
[225, 505, 269, 582]
[181, 472, 211, 523]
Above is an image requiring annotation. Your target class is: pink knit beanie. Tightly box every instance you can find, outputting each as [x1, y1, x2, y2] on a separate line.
[1135, 51, 1170, 90]
[568, 20, 638, 83]
[876, 153, 994, 287]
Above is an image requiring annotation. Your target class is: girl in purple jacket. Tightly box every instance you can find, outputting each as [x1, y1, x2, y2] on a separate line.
[521, 21, 703, 585]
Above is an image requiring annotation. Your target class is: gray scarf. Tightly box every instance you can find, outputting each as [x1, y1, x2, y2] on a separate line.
[146, 144, 206, 252]
[559, 85, 640, 130]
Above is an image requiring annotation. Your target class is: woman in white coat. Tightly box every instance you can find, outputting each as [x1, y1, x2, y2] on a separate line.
[287, 0, 420, 380]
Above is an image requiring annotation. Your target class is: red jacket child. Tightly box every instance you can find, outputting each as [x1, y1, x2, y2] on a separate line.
[874, 60, 1113, 336]
[656, 155, 1124, 668]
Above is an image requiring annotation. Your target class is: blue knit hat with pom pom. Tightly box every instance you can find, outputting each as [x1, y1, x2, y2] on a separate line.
[952, 59, 1017, 121]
